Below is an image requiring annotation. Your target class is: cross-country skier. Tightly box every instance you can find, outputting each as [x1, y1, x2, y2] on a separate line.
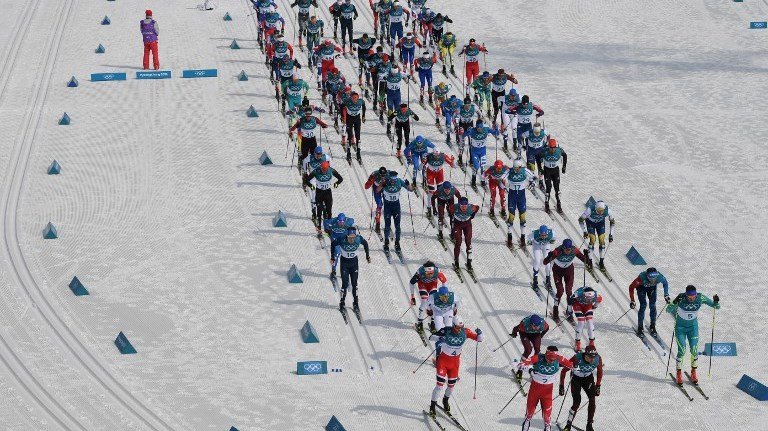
[440, 94, 463, 144]
[457, 38, 487, 93]
[378, 170, 415, 252]
[323, 67, 345, 115]
[438, 31, 457, 75]
[570, 286, 603, 351]
[432, 82, 451, 125]
[490, 68, 518, 123]
[427, 316, 482, 418]
[338, 0, 358, 53]
[414, 50, 437, 104]
[313, 39, 343, 86]
[504, 94, 543, 152]
[559, 345, 603, 431]
[629, 267, 669, 337]
[424, 149, 455, 218]
[415, 6, 435, 44]
[388, 103, 420, 157]
[470, 71, 493, 117]
[430, 13, 452, 47]
[331, 227, 370, 312]
[305, 16, 325, 62]
[578, 200, 615, 270]
[384, 66, 410, 120]
[403, 135, 433, 184]
[374, 53, 393, 113]
[364, 167, 388, 234]
[410, 261, 448, 332]
[341, 91, 366, 161]
[517, 346, 574, 431]
[303, 161, 343, 232]
[452, 197, 479, 270]
[426, 285, 460, 333]
[325, 213, 356, 275]
[528, 225, 556, 290]
[504, 159, 536, 247]
[542, 138, 567, 213]
[302, 147, 330, 222]
[260, 7, 285, 53]
[510, 314, 550, 365]
[396, 31, 422, 74]
[353, 33, 376, 85]
[525, 122, 548, 190]
[483, 160, 508, 217]
[499, 88, 521, 153]
[543, 239, 590, 320]
[666, 285, 720, 384]
[140, 10, 160, 70]
[388, 0, 411, 48]
[466, 118, 499, 188]
[434, 181, 461, 240]
[457, 96, 480, 151]
[328, 0, 343, 40]
[373, 0, 392, 42]
[289, 107, 329, 164]
[290, 0, 317, 48]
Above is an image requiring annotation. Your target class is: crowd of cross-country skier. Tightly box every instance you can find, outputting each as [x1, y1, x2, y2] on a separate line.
[248, 0, 723, 429]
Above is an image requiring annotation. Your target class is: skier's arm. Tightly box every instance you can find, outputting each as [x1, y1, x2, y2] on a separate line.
[387, 112, 396, 122]
[332, 170, 344, 186]
[700, 294, 721, 310]
[659, 274, 669, 299]
[316, 117, 329, 128]
[541, 321, 550, 337]
[561, 149, 567, 173]
[364, 175, 375, 189]
[542, 250, 556, 265]
[361, 237, 370, 259]
[628, 276, 642, 302]
[596, 356, 604, 386]
[510, 321, 522, 337]
[574, 247, 588, 263]
[409, 272, 420, 298]
[153, 21, 160, 36]
[533, 104, 544, 118]
[302, 171, 316, 187]
[411, 111, 420, 121]
[560, 354, 577, 385]
[289, 119, 301, 132]
[465, 328, 483, 342]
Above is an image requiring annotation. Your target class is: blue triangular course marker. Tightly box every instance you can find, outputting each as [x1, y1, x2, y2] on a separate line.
[230, 39, 240, 49]
[737, 375, 768, 400]
[625, 246, 647, 265]
[259, 150, 273, 165]
[43, 222, 58, 239]
[67, 76, 78, 87]
[247, 105, 259, 117]
[300, 320, 319, 343]
[585, 196, 596, 208]
[229, 427, 239, 431]
[326, 415, 347, 431]
[224, 12, 233, 21]
[48, 160, 61, 175]
[59, 112, 70, 125]
[288, 264, 303, 283]
[114, 331, 137, 354]
[238, 70, 248, 81]
[273, 210, 287, 227]
[95, 44, 105, 54]
[101, 16, 111, 25]
[68, 276, 89, 296]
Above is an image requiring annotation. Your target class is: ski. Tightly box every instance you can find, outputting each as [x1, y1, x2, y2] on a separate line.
[437, 233, 449, 251]
[436, 123, 444, 134]
[452, 263, 465, 283]
[512, 374, 528, 396]
[384, 248, 393, 264]
[530, 283, 545, 301]
[635, 330, 653, 351]
[353, 306, 363, 324]
[435, 406, 468, 431]
[646, 327, 667, 351]
[423, 410, 447, 431]
[488, 213, 501, 228]
[585, 265, 601, 283]
[518, 243, 531, 257]
[598, 265, 614, 282]
[684, 372, 709, 400]
[330, 275, 338, 292]
[669, 373, 694, 401]
[415, 324, 429, 347]
[339, 306, 349, 324]
[465, 265, 478, 283]
[317, 231, 326, 249]
[395, 248, 405, 264]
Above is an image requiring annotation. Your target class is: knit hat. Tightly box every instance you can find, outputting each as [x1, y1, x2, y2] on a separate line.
[145, 10, 153, 17]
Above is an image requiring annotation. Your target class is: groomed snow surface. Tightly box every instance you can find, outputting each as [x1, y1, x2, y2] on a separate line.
[0, 0, 766, 429]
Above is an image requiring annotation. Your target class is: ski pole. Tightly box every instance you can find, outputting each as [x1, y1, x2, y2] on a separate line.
[406, 184, 417, 246]
[473, 339, 479, 399]
[412, 348, 437, 373]
[492, 337, 513, 353]
[708, 307, 716, 377]
[664, 326, 676, 377]
[479, 182, 488, 214]
[497, 381, 528, 415]
[613, 307, 632, 324]
[399, 303, 413, 320]
[545, 279, 551, 318]
[368, 193, 375, 241]
[554, 377, 572, 424]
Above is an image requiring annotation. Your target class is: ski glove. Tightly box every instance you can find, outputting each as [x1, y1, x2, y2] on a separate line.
[559, 385, 565, 396]
[629, 301, 636, 309]
[411, 295, 416, 306]
[583, 231, 589, 239]
[561, 167, 566, 174]
[713, 294, 720, 304]
[594, 385, 601, 396]
[333, 182, 340, 188]
[664, 295, 671, 304]
[608, 234, 614, 242]
[366, 255, 371, 263]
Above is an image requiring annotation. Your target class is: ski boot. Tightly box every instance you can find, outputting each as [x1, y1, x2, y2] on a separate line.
[394, 239, 401, 253]
[649, 323, 658, 337]
[562, 423, 572, 431]
[575, 339, 582, 351]
[556, 199, 563, 213]
[449, 65, 455, 75]
[384, 238, 390, 251]
[442, 64, 447, 74]
[437, 229, 444, 240]
[426, 207, 433, 218]
[435, 118, 440, 126]
[375, 220, 381, 234]
[353, 296, 359, 312]
[500, 208, 507, 219]
[552, 305, 559, 319]
[543, 425, 552, 431]
[515, 369, 523, 381]
[429, 400, 437, 416]
[311, 208, 317, 223]
[419, 94, 424, 104]
[585, 423, 595, 431]
[480, 179, 487, 188]
[442, 396, 451, 414]
[636, 327, 644, 337]
[538, 179, 545, 190]
[416, 321, 424, 332]
[356, 147, 361, 161]
[532, 274, 538, 289]
[521, 418, 531, 431]
[507, 233, 513, 248]
[457, 154, 463, 167]
[428, 94, 433, 105]
[466, 258, 473, 270]
[676, 369, 684, 385]
[453, 258, 460, 269]
[346, 149, 352, 163]
[339, 299, 345, 311]
[396, 149, 402, 159]
[544, 200, 550, 213]
[489, 207, 495, 217]
[545, 276, 552, 290]
[599, 258, 605, 270]
[589, 338, 595, 348]
[386, 123, 392, 135]
[691, 367, 699, 384]
[471, 174, 477, 188]
[519, 233, 526, 248]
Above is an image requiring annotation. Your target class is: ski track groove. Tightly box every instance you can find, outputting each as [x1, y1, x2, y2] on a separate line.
[1, 0, 174, 429]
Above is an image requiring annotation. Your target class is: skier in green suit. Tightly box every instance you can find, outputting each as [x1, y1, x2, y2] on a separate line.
[666, 284, 720, 385]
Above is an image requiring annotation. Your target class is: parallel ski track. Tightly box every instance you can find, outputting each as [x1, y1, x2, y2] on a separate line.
[0, 0, 175, 429]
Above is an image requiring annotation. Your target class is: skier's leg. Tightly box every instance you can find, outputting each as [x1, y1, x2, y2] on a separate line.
[532, 334, 542, 356]
[452, 221, 462, 262]
[637, 286, 648, 329]
[340, 261, 350, 301]
[464, 223, 472, 260]
[393, 203, 402, 242]
[350, 263, 359, 305]
[521, 335, 533, 358]
[383, 203, 393, 241]
[674, 325, 687, 369]
[688, 323, 700, 369]
[647, 288, 658, 327]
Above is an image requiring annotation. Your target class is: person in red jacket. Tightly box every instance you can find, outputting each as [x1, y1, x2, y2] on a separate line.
[517, 346, 573, 431]
[559, 345, 603, 431]
[140, 10, 160, 70]
[543, 239, 590, 319]
[483, 160, 508, 217]
[409, 261, 448, 332]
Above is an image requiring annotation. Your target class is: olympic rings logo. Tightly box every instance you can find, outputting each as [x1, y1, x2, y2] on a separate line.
[304, 363, 322, 373]
[748, 382, 757, 392]
[712, 345, 731, 355]
[103, 74, 114, 80]
[194, 71, 207, 76]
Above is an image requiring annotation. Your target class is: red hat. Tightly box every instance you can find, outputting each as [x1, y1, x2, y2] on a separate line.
[145, 10, 153, 16]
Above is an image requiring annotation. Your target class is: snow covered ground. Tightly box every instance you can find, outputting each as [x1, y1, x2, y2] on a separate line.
[0, 0, 766, 429]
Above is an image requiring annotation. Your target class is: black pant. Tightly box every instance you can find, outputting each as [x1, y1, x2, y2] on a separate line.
[340, 19, 354, 47]
[298, 13, 309, 38]
[395, 121, 410, 149]
[570, 374, 597, 423]
[544, 167, 561, 202]
[300, 136, 318, 162]
[315, 189, 333, 223]
[346, 115, 362, 145]
[491, 90, 504, 119]
[340, 257, 359, 303]
[432, 28, 443, 46]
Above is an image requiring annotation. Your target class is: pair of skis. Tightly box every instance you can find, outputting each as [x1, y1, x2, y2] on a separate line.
[423, 405, 467, 431]
[669, 372, 709, 401]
